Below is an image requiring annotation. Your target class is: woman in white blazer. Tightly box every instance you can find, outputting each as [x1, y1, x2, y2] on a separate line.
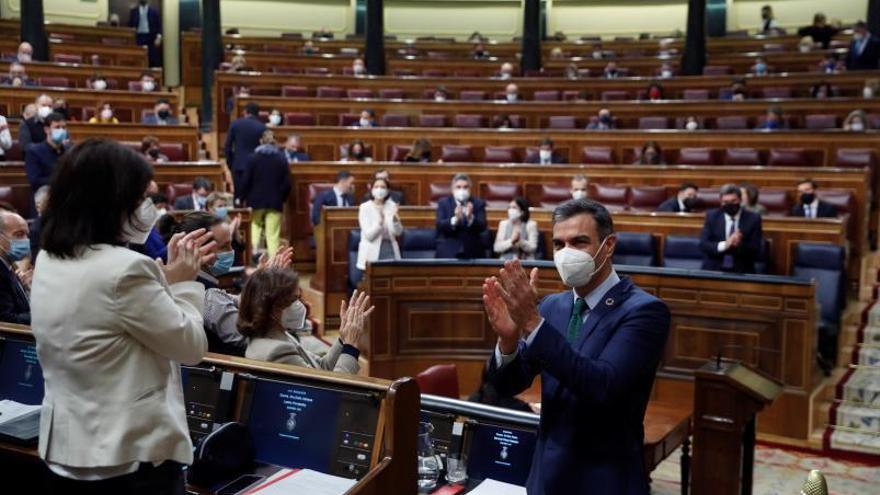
[356, 177, 404, 271]
[30, 139, 214, 494]
[493, 196, 539, 260]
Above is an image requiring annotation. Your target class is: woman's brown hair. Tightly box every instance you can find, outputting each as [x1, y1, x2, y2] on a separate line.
[237, 268, 300, 339]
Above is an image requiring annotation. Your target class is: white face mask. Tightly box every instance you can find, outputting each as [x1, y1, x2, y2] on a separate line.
[539, 149, 552, 162]
[142, 80, 156, 92]
[553, 237, 610, 288]
[281, 300, 307, 331]
[507, 208, 521, 221]
[18, 53, 31, 63]
[434, 95, 446, 102]
[851, 121, 865, 132]
[353, 65, 365, 75]
[120, 198, 160, 245]
[500, 72, 511, 80]
[506, 93, 517, 102]
[372, 187, 388, 200]
[269, 114, 281, 125]
[864, 87, 874, 99]
[37, 105, 52, 119]
[453, 188, 470, 203]
[799, 44, 811, 53]
[100, 108, 113, 120]
[359, 118, 372, 127]
[93, 80, 107, 90]
[571, 190, 587, 200]
[685, 120, 699, 131]
[660, 70, 673, 78]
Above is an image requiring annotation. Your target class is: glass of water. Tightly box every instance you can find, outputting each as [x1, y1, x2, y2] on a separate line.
[446, 454, 468, 484]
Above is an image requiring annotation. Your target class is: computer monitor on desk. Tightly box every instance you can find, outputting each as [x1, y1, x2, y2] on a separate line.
[463, 421, 537, 487]
[0, 339, 44, 405]
[240, 376, 382, 480]
[181, 366, 236, 444]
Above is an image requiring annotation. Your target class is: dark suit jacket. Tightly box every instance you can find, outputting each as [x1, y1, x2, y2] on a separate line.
[435, 196, 488, 259]
[525, 153, 567, 164]
[173, 194, 198, 211]
[311, 189, 354, 226]
[141, 115, 179, 125]
[285, 150, 311, 162]
[128, 5, 161, 37]
[25, 142, 64, 191]
[699, 208, 763, 273]
[846, 36, 880, 70]
[18, 117, 45, 149]
[790, 201, 838, 218]
[0, 260, 30, 325]
[655, 197, 684, 213]
[487, 278, 670, 494]
[240, 146, 292, 210]
[224, 116, 266, 173]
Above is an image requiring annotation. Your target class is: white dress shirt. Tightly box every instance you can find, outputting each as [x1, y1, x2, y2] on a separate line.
[137, 5, 150, 34]
[802, 200, 820, 219]
[0, 115, 12, 157]
[716, 211, 741, 252]
[494, 269, 621, 367]
[333, 186, 347, 207]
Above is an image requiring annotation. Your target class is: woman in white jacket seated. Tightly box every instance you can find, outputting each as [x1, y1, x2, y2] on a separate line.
[356, 177, 404, 272]
[493, 196, 539, 260]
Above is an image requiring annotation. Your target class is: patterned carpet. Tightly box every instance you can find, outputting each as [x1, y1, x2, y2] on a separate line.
[649, 444, 880, 494]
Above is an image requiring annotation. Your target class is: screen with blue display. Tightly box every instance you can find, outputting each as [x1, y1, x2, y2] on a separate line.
[247, 377, 342, 471]
[466, 422, 537, 486]
[0, 340, 44, 405]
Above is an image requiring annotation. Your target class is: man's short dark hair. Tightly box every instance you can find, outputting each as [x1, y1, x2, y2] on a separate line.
[192, 177, 212, 192]
[719, 183, 742, 198]
[540, 137, 554, 147]
[44, 112, 65, 127]
[156, 98, 170, 105]
[363, 109, 375, 117]
[679, 182, 698, 192]
[336, 171, 352, 182]
[798, 178, 818, 189]
[552, 199, 614, 240]
[244, 102, 260, 116]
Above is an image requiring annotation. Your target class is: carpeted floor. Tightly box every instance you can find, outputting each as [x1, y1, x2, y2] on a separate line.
[649, 444, 880, 494]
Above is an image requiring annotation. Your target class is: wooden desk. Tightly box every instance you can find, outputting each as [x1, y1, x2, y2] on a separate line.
[0, 87, 180, 124]
[644, 401, 692, 493]
[0, 38, 147, 67]
[0, 61, 161, 89]
[364, 260, 820, 441]
[0, 19, 136, 45]
[315, 207, 845, 333]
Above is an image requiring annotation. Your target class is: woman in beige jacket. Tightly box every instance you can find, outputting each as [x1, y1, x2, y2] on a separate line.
[493, 196, 539, 260]
[31, 139, 214, 493]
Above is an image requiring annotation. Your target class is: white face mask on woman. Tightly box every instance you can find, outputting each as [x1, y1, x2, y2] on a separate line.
[372, 187, 389, 200]
[553, 236, 611, 288]
[507, 208, 521, 221]
[269, 114, 281, 126]
[120, 198, 160, 245]
[281, 300, 308, 331]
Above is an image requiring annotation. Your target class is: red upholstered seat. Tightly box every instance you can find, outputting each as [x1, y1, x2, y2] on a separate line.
[379, 88, 404, 99]
[281, 85, 309, 97]
[339, 144, 373, 160]
[483, 146, 518, 163]
[165, 183, 193, 207]
[459, 90, 486, 101]
[482, 182, 522, 208]
[347, 89, 373, 98]
[581, 146, 615, 164]
[762, 87, 792, 99]
[441, 145, 473, 162]
[389, 145, 411, 162]
[429, 183, 451, 206]
[392, 70, 416, 77]
[767, 148, 807, 167]
[715, 116, 749, 130]
[817, 190, 854, 216]
[422, 69, 448, 77]
[305, 67, 330, 75]
[0, 186, 27, 215]
[284, 112, 315, 125]
[723, 148, 762, 165]
[419, 114, 447, 127]
[638, 116, 670, 129]
[695, 187, 721, 210]
[53, 53, 82, 64]
[835, 148, 876, 171]
[804, 114, 838, 129]
[454, 70, 478, 77]
[415, 364, 459, 399]
[538, 184, 572, 210]
[548, 116, 577, 129]
[758, 188, 790, 216]
[628, 186, 667, 212]
[676, 147, 716, 165]
[316, 86, 344, 98]
[601, 90, 629, 101]
[380, 113, 410, 127]
[534, 90, 561, 101]
[763, 43, 785, 52]
[338, 113, 360, 126]
[592, 184, 628, 211]
[159, 143, 186, 161]
[702, 65, 731, 75]
[38, 77, 69, 87]
[454, 114, 486, 128]
[127, 81, 144, 91]
[682, 89, 710, 100]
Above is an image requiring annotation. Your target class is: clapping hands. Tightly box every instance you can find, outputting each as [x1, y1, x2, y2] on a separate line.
[158, 229, 215, 284]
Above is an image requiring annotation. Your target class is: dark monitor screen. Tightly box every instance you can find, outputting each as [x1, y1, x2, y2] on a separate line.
[181, 366, 223, 443]
[245, 377, 379, 478]
[420, 410, 456, 458]
[0, 339, 44, 405]
[466, 422, 537, 486]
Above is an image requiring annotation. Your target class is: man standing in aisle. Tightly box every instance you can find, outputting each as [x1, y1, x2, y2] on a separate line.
[129, 0, 163, 67]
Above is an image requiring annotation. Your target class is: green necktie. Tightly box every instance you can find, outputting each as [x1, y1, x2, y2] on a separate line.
[567, 298, 588, 344]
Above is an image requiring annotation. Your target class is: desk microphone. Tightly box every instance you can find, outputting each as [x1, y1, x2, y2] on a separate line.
[800, 470, 828, 495]
[714, 344, 781, 370]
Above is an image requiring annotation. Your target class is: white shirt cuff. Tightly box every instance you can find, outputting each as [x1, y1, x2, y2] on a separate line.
[717, 241, 728, 252]
[494, 343, 518, 368]
[450, 216, 458, 227]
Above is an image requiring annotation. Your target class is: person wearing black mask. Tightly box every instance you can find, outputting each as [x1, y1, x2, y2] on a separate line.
[141, 135, 169, 163]
[699, 183, 763, 274]
[143, 99, 178, 125]
[791, 179, 837, 218]
[657, 183, 699, 213]
[797, 13, 840, 49]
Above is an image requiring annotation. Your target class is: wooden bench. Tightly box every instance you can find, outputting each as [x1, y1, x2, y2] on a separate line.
[0, 61, 161, 90]
[0, 87, 180, 125]
[0, 38, 147, 67]
[0, 19, 136, 45]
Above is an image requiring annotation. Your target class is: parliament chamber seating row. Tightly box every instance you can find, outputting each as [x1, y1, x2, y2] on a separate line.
[0, 19, 136, 45]
[1, 87, 181, 125]
[0, 61, 161, 90]
[0, 37, 147, 67]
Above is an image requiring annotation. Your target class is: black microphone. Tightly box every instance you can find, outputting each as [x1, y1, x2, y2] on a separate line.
[714, 344, 781, 370]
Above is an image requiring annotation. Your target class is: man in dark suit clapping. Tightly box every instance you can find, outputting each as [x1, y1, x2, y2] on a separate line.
[435, 173, 487, 259]
[699, 183, 763, 274]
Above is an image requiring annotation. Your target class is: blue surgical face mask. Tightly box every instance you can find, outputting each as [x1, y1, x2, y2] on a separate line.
[6, 238, 30, 262]
[196, 195, 208, 207]
[214, 207, 229, 219]
[211, 250, 235, 275]
[51, 128, 67, 144]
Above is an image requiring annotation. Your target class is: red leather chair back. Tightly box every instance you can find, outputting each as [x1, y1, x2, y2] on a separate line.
[682, 89, 710, 100]
[441, 145, 473, 162]
[591, 184, 628, 211]
[482, 182, 521, 208]
[338, 113, 360, 126]
[379, 88, 404, 99]
[539, 184, 572, 209]
[160, 143, 186, 161]
[676, 147, 716, 165]
[347, 89, 373, 99]
[282, 86, 309, 97]
[316, 86, 344, 98]
[166, 183, 192, 206]
[429, 183, 451, 206]
[600, 90, 629, 101]
[581, 146, 615, 164]
[38, 77, 70, 87]
[762, 87, 792, 98]
[483, 146, 518, 163]
[381, 113, 410, 127]
[534, 90, 561, 101]
[638, 116, 670, 129]
[628, 186, 667, 212]
[284, 112, 315, 125]
[454, 114, 485, 128]
[804, 114, 838, 129]
[459, 90, 486, 101]
[757, 188, 790, 216]
[548, 116, 577, 129]
[419, 114, 447, 127]
[422, 69, 448, 78]
[53, 53, 82, 64]
[415, 364, 459, 399]
[305, 67, 330, 75]
[715, 116, 749, 130]
[767, 148, 807, 167]
[389, 145, 412, 162]
[723, 148, 762, 165]
[695, 187, 722, 210]
[702, 65, 731, 75]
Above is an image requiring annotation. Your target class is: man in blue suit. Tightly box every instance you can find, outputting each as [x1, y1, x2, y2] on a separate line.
[435, 173, 488, 259]
[25, 113, 68, 195]
[311, 171, 356, 226]
[128, 0, 163, 67]
[699, 183, 763, 274]
[846, 21, 880, 71]
[483, 199, 670, 494]
[224, 102, 266, 205]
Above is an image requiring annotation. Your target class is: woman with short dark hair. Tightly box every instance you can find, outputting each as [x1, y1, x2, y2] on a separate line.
[32, 138, 214, 493]
[493, 196, 539, 260]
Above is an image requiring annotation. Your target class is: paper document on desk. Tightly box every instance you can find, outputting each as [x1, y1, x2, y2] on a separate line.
[467, 479, 527, 495]
[0, 400, 40, 426]
[244, 468, 357, 495]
